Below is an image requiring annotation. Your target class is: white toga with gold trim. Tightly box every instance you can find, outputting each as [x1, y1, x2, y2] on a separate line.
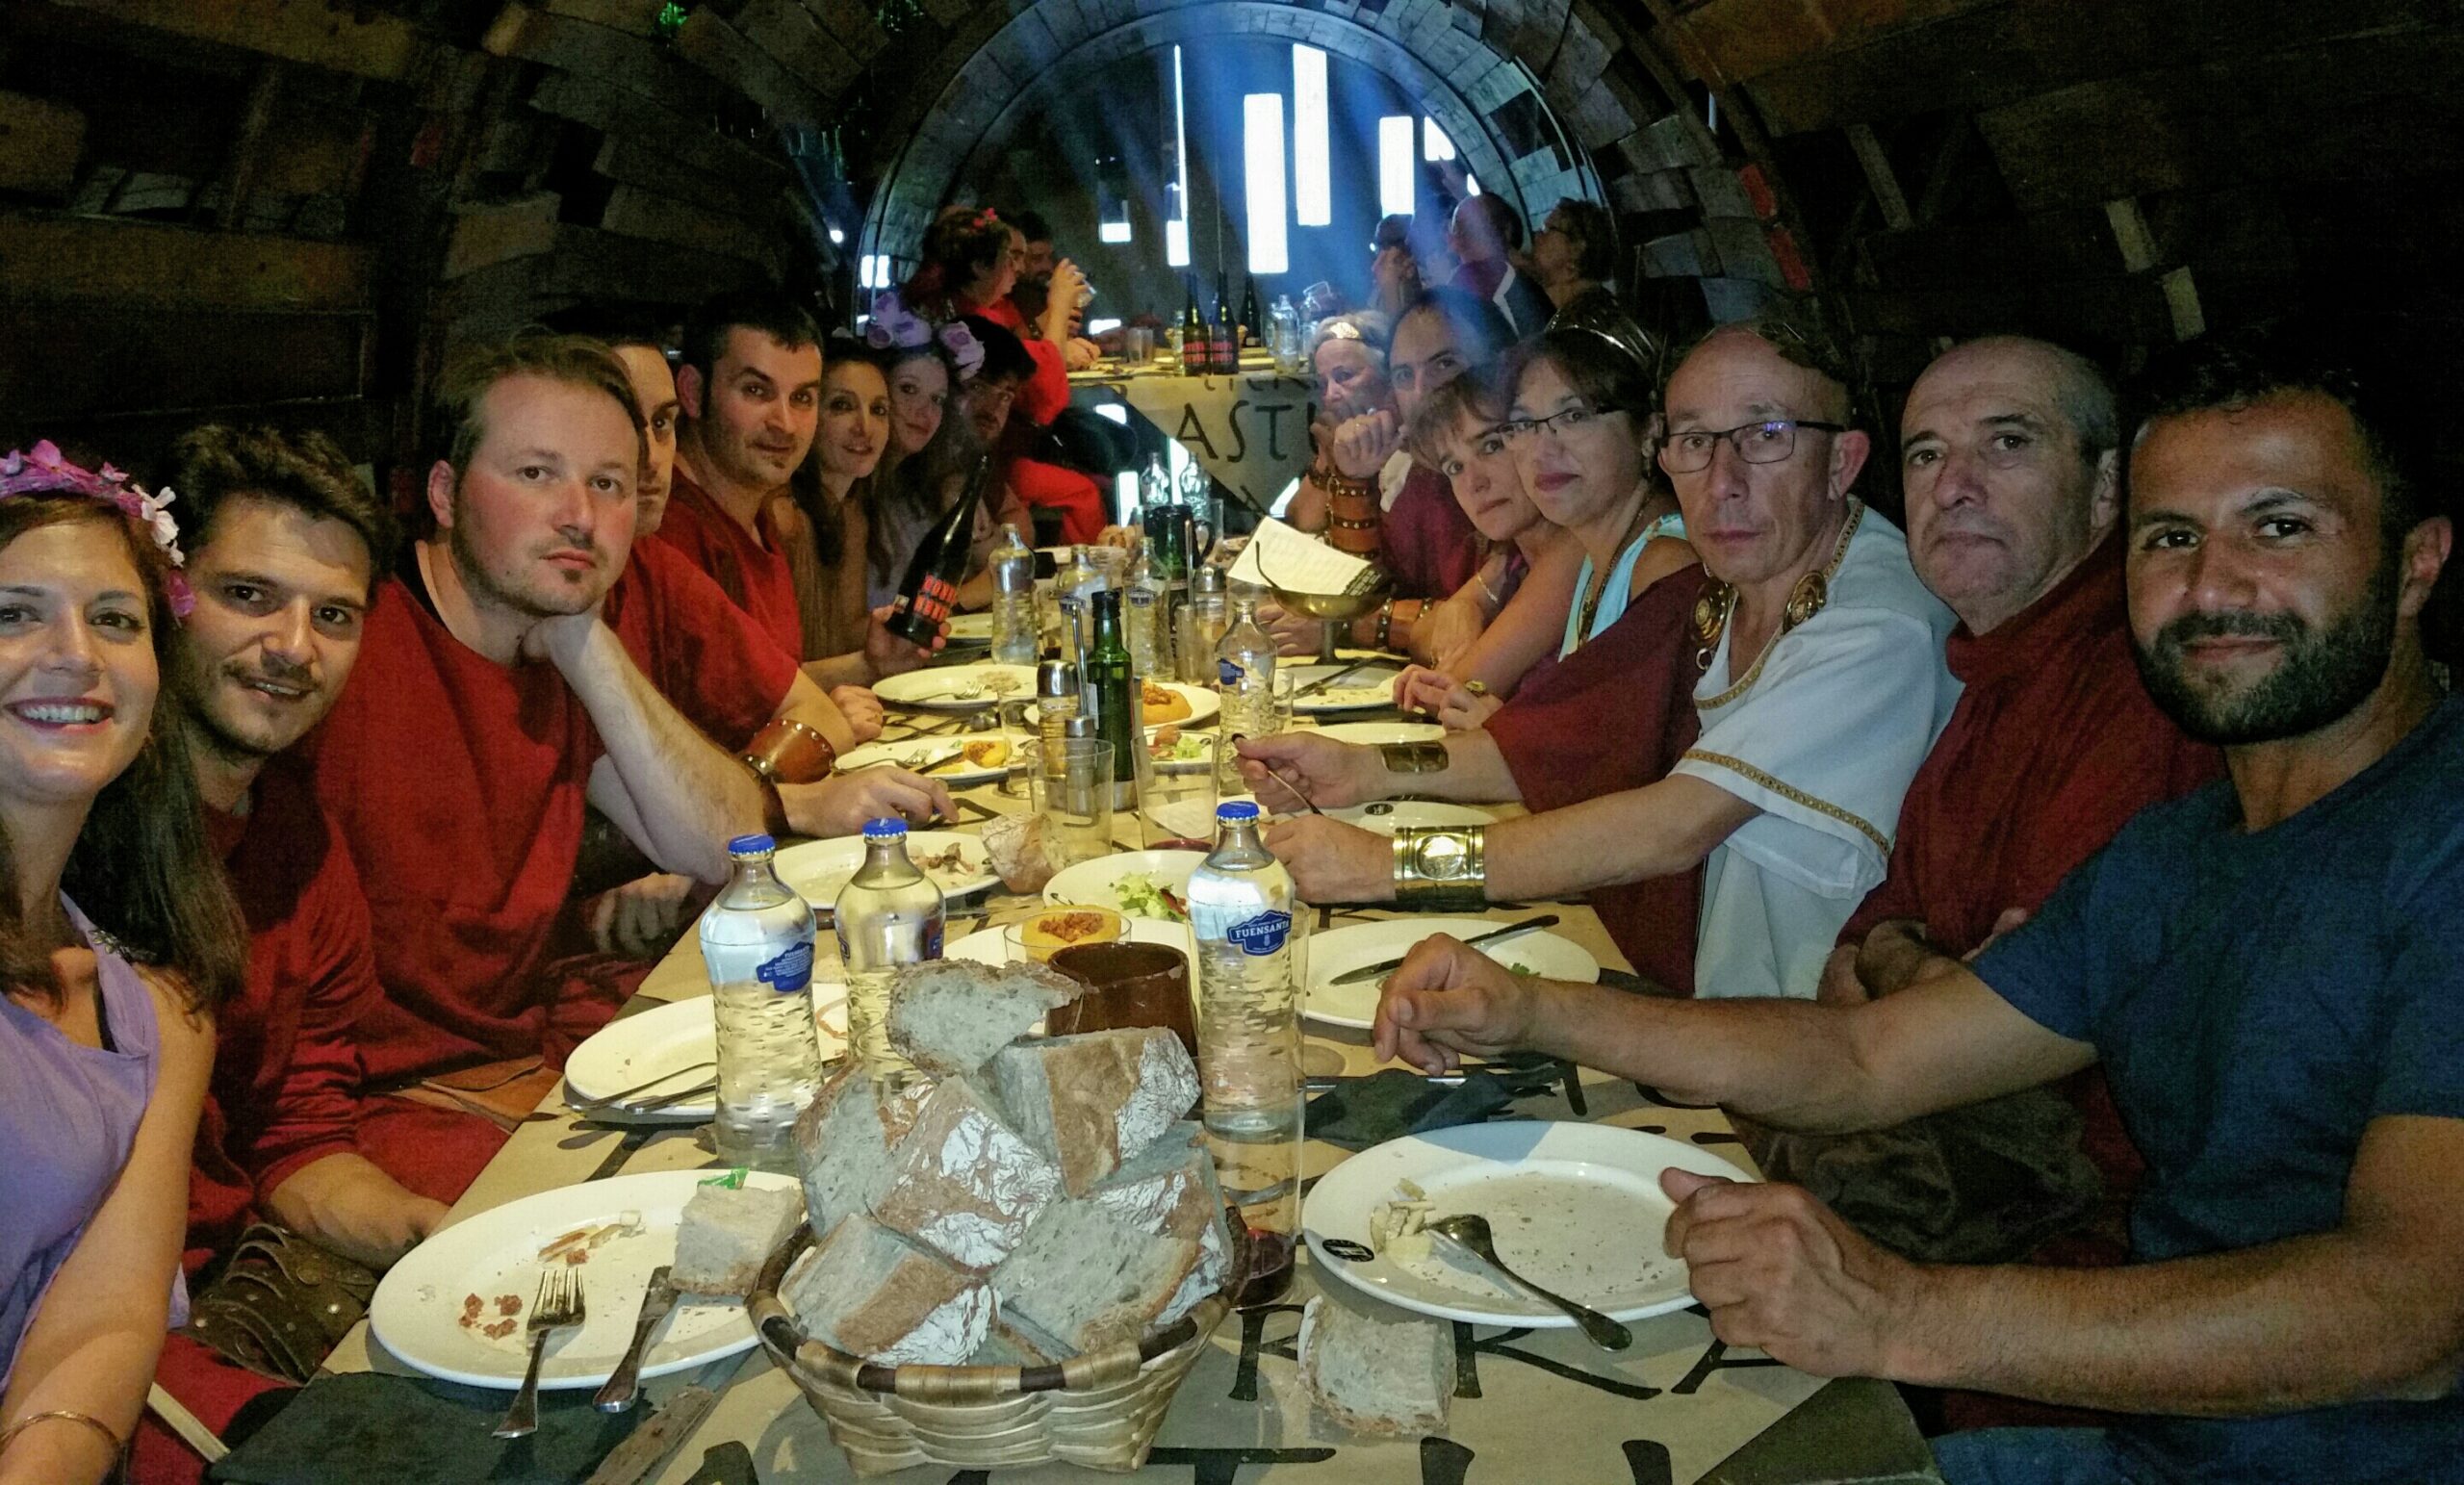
[1672, 506, 1960, 999]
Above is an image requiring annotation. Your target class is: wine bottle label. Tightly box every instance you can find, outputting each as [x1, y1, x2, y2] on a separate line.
[756, 939, 814, 993]
[912, 574, 958, 624]
[1226, 909, 1291, 956]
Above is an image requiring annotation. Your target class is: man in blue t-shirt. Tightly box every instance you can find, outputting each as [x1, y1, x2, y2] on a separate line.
[1362, 321, 2464, 1485]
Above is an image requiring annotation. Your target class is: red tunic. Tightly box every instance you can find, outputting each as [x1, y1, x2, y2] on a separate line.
[650, 467, 805, 661]
[1384, 464, 1484, 602]
[311, 564, 607, 1085]
[1486, 564, 1708, 994]
[602, 536, 800, 751]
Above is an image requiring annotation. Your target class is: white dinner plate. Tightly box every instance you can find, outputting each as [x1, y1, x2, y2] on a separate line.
[835, 732, 1027, 787]
[873, 663, 1037, 712]
[560, 988, 849, 1123]
[1303, 1123, 1747, 1328]
[371, 1169, 798, 1389]
[1321, 800, 1498, 834]
[1302, 915, 1597, 1030]
[944, 612, 993, 642]
[1313, 720, 1445, 745]
[1028, 681, 1219, 732]
[1287, 662, 1405, 714]
[945, 917, 1197, 965]
[1042, 850, 1208, 920]
[774, 832, 998, 910]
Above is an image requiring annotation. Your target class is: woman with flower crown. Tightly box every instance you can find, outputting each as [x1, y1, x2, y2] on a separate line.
[0, 444, 247, 1485]
[860, 304, 1032, 611]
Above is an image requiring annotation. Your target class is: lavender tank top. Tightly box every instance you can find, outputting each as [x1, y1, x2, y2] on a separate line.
[0, 897, 166, 1385]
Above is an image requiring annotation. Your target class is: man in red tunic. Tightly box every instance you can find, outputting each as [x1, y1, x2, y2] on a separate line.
[137, 427, 496, 1483]
[1783, 336, 2222, 1430]
[312, 336, 769, 1094]
[658, 290, 936, 689]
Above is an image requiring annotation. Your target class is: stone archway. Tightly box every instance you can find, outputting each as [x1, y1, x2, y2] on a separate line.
[856, 0, 1615, 280]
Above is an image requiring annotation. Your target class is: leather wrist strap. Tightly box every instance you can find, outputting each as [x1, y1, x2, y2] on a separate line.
[741, 717, 837, 784]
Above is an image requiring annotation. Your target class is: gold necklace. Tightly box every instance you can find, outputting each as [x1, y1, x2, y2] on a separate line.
[1691, 499, 1862, 673]
[1569, 495, 1665, 653]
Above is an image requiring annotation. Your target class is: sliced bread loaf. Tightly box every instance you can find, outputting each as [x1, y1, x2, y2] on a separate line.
[990, 1197, 1205, 1356]
[869, 1075, 1062, 1271]
[962, 1309, 1076, 1368]
[671, 1182, 804, 1297]
[1087, 1124, 1231, 1324]
[987, 1027, 1202, 1197]
[791, 1064, 930, 1235]
[785, 1213, 990, 1366]
[1296, 1293, 1454, 1438]
[886, 960, 1080, 1077]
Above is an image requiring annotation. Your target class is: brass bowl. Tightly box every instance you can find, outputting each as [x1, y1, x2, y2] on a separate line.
[1265, 571, 1393, 622]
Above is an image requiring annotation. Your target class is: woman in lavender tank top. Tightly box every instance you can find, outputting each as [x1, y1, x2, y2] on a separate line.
[0, 448, 247, 1485]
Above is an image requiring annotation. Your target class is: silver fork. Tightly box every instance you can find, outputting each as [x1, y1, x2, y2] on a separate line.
[494, 1267, 587, 1438]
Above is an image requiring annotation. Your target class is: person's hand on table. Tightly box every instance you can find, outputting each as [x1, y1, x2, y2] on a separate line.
[1372, 933, 1534, 1071]
[863, 605, 943, 679]
[1253, 601, 1325, 657]
[1418, 595, 1486, 669]
[787, 767, 956, 837]
[828, 684, 885, 743]
[1331, 409, 1400, 480]
[588, 872, 703, 959]
[1434, 684, 1503, 731]
[1064, 338, 1101, 371]
[1261, 813, 1391, 904]
[1391, 664, 1452, 716]
[1235, 731, 1385, 809]
[1659, 1170, 1915, 1378]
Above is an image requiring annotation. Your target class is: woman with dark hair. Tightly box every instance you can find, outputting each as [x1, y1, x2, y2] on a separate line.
[781, 337, 895, 665]
[860, 309, 1031, 611]
[897, 205, 1085, 428]
[0, 444, 245, 1485]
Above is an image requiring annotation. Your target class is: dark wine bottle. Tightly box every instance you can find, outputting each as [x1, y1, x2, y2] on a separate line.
[1240, 276, 1262, 349]
[1181, 276, 1207, 377]
[1082, 589, 1141, 807]
[1210, 269, 1237, 374]
[884, 456, 991, 646]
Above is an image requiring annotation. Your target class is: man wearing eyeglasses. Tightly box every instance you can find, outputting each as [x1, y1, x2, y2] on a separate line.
[1260, 320, 1958, 1003]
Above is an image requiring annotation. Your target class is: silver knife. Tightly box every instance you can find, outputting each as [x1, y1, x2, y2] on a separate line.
[594, 1265, 679, 1412]
[583, 1347, 751, 1485]
[1293, 657, 1376, 698]
[1329, 914, 1562, 986]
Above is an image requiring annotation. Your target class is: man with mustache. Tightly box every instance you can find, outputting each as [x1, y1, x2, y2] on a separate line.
[310, 336, 765, 1120]
[1373, 322, 2464, 1484]
[657, 290, 936, 687]
[1267, 320, 1961, 1003]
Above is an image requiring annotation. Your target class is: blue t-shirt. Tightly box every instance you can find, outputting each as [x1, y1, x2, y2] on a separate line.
[1973, 694, 2464, 1485]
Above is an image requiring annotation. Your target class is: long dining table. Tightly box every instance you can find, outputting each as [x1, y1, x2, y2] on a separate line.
[316, 669, 1938, 1485]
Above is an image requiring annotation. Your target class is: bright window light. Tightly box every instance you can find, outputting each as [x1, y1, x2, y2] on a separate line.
[1088, 318, 1123, 337]
[1467, 174, 1481, 196]
[1098, 221, 1133, 243]
[1378, 115, 1416, 218]
[828, 226, 844, 244]
[1243, 93, 1289, 275]
[1423, 117, 1456, 162]
[1293, 45, 1329, 227]
[1167, 45, 1192, 268]
[1116, 471, 1138, 522]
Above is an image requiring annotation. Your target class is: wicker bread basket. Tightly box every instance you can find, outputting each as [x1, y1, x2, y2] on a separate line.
[748, 1216, 1248, 1476]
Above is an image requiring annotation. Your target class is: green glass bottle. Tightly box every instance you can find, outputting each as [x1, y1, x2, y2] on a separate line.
[1083, 589, 1141, 809]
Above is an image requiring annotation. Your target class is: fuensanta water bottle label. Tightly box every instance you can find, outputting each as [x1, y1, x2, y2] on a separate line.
[1226, 909, 1291, 956]
[1219, 658, 1243, 687]
[756, 940, 814, 993]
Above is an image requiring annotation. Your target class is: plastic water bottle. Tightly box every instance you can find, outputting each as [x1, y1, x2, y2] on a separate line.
[1123, 539, 1170, 677]
[989, 523, 1037, 665]
[1216, 597, 1277, 787]
[1269, 294, 1301, 373]
[1188, 802, 1301, 1302]
[702, 833, 826, 1171]
[1053, 544, 1102, 667]
[833, 819, 946, 1086]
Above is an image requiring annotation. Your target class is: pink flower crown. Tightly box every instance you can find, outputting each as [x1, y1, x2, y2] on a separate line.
[0, 440, 195, 618]
[865, 293, 987, 380]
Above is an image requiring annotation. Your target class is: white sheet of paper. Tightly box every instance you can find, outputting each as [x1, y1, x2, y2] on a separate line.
[1229, 517, 1373, 597]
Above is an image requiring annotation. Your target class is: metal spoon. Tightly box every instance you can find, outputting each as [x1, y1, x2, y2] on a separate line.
[1426, 1214, 1632, 1351]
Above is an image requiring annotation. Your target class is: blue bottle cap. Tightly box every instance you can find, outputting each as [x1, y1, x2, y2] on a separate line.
[862, 817, 910, 839]
[727, 833, 776, 856]
[1217, 801, 1261, 822]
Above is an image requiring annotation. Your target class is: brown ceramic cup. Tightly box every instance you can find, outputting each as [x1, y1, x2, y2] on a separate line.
[1046, 941, 1197, 1063]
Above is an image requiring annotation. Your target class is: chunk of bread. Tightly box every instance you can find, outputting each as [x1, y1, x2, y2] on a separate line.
[869, 1076, 1061, 1270]
[980, 810, 1058, 894]
[987, 1027, 1201, 1196]
[791, 1064, 931, 1236]
[962, 1310, 1076, 1368]
[785, 1215, 989, 1366]
[1087, 1124, 1231, 1323]
[990, 1198, 1204, 1355]
[886, 960, 1080, 1077]
[1296, 1293, 1454, 1438]
[671, 1182, 804, 1297]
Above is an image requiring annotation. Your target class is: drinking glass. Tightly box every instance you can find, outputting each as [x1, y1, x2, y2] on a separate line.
[1270, 670, 1296, 733]
[1134, 745, 1219, 852]
[1029, 738, 1116, 865]
[1047, 940, 1198, 1063]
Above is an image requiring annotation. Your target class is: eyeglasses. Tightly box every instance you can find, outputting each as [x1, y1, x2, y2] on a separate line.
[1658, 419, 1847, 473]
[1499, 402, 1628, 445]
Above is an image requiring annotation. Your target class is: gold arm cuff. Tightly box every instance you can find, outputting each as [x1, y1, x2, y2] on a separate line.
[1378, 741, 1450, 774]
[1391, 825, 1487, 907]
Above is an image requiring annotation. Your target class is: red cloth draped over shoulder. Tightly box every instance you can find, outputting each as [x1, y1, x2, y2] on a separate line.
[1485, 563, 1708, 994]
[1383, 464, 1485, 602]
[602, 535, 800, 751]
[310, 568, 610, 1086]
[649, 468, 806, 661]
